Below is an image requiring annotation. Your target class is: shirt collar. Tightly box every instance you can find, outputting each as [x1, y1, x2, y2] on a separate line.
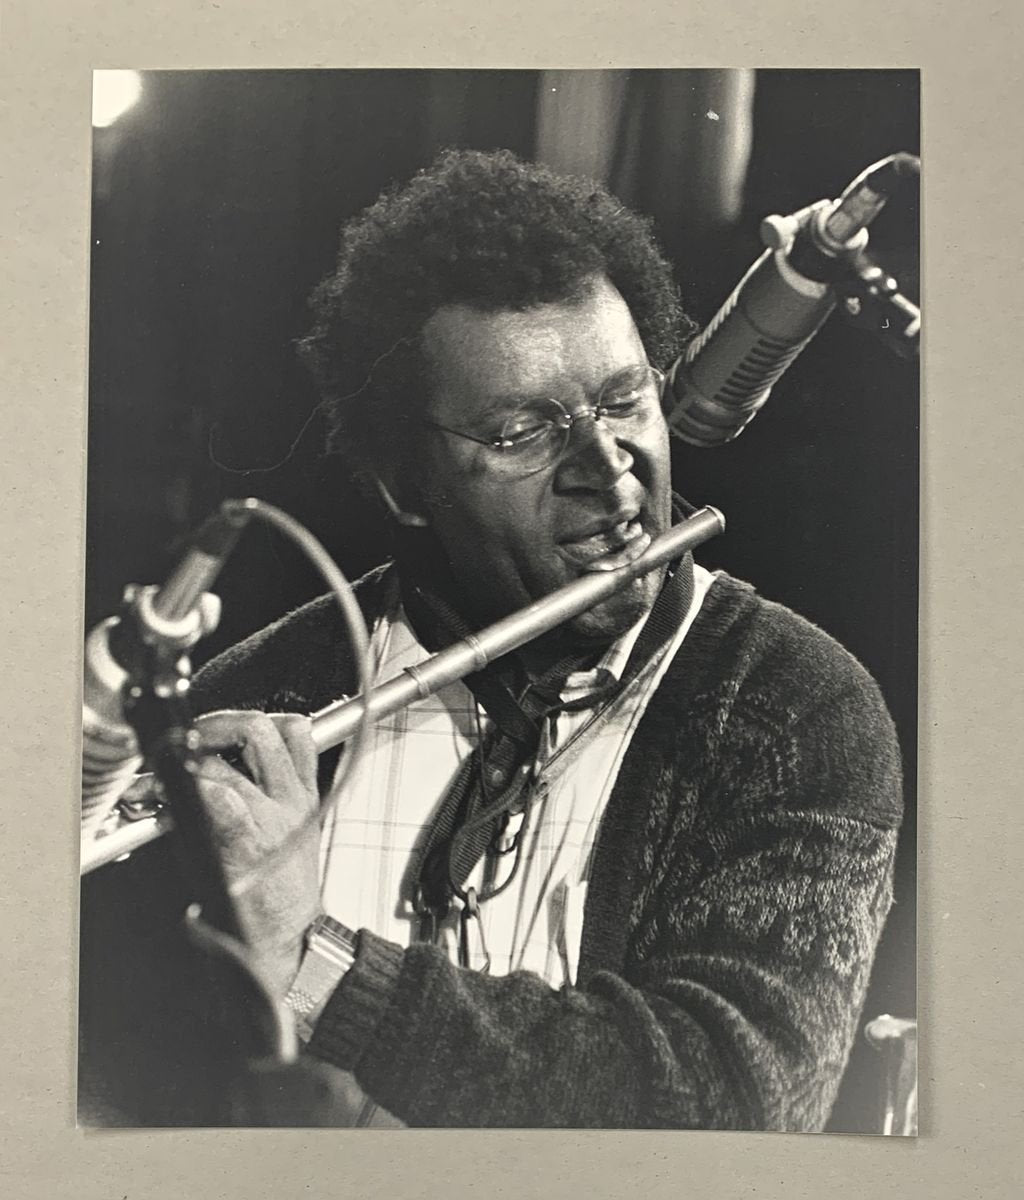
[557, 609, 650, 706]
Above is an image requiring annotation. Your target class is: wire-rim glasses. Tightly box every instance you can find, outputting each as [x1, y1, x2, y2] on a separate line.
[422, 364, 666, 478]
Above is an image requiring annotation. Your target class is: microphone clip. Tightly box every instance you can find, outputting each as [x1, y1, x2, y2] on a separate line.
[834, 249, 920, 359]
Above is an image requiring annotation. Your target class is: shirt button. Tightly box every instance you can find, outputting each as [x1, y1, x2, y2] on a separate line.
[488, 766, 506, 787]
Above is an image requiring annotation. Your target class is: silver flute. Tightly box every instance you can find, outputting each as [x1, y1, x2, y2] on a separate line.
[80, 505, 725, 875]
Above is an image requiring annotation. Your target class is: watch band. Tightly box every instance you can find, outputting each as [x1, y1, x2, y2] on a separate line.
[283, 913, 358, 1042]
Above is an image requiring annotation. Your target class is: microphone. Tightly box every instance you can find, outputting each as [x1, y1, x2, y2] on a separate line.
[666, 152, 920, 446]
[81, 503, 253, 835]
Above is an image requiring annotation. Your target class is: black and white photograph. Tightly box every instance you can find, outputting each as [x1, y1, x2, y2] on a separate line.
[78, 68, 919, 1132]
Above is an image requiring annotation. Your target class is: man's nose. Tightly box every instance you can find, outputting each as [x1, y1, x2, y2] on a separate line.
[556, 412, 633, 490]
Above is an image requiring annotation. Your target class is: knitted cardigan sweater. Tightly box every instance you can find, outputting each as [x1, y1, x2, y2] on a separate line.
[191, 566, 903, 1130]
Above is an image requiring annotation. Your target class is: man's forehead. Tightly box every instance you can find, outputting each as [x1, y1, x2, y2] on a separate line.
[422, 304, 568, 379]
[420, 276, 644, 409]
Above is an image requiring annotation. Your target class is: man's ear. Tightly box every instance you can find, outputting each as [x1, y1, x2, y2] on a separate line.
[372, 473, 430, 529]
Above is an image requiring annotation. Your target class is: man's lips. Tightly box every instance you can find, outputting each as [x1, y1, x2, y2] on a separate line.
[558, 515, 652, 572]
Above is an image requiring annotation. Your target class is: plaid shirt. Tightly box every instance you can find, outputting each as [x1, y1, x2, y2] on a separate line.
[319, 565, 715, 985]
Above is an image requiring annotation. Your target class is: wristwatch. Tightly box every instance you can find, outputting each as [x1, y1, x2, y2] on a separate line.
[283, 913, 358, 1043]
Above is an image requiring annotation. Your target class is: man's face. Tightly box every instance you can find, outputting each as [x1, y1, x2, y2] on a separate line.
[407, 275, 674, 646]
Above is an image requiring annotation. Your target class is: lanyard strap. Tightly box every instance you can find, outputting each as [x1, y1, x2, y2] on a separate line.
[405, 550, 695, 931]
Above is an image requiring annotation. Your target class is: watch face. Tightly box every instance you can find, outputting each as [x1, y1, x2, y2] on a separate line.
[313, 916, 357, 954]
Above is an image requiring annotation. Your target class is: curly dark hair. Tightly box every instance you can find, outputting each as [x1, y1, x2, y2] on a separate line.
[300, 148, 693, 497]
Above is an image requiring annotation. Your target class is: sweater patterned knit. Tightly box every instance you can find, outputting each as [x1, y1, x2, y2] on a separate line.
[191, 563, 903, 1130]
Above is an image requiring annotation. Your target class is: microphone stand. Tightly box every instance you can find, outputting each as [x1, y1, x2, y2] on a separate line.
[115, 603, 243, 941]
[107, 601, 303, 1122]
[83, 553, 357, 1125]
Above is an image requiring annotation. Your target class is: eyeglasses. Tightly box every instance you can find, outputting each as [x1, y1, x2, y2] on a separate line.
[422, 365, 666, 478]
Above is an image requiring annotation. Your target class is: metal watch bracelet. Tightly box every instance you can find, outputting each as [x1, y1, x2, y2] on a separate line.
[282, 913, 358, 1042]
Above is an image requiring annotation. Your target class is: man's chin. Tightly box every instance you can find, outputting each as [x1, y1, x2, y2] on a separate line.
[564, 574, 662, 645]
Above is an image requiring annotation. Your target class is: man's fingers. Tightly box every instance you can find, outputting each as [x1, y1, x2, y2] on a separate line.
[194, 710, 312, 803]
[268, 713, 318, 799]
[193, 710, 256, 758]
[189, 766, 253, 839]
[194, 751, 261, 799]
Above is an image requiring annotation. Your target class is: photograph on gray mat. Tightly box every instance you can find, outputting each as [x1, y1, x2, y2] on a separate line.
[79, 68, 919, 1133]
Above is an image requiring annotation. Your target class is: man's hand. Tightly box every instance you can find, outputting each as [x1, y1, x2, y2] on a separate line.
[193, 710, 322, 1001]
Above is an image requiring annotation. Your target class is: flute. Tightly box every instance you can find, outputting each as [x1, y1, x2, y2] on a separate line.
[80, 505, 725, 876]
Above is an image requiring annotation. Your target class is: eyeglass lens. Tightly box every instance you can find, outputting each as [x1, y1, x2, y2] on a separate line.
[495, 366, 663, 473]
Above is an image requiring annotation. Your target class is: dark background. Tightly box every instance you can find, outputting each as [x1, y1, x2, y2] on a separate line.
[84, 68, 918, 1132]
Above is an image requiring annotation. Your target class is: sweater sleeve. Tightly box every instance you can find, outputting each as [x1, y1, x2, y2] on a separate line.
[307, 670, 903, 1130]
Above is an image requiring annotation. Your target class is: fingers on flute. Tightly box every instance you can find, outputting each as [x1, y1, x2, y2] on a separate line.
[193, 710, 317, 807]
[267, 712, 318, 795]
[190, 770, 254, 841]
